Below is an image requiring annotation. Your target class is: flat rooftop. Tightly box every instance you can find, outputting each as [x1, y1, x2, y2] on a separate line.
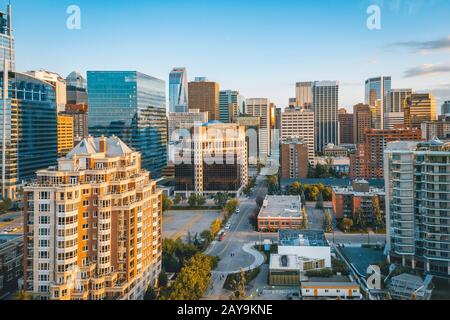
[0, 234, 22, 245]
[259, 196, 302, 218]
[279, 229, 327, 247]
[302, 276, 359, 288]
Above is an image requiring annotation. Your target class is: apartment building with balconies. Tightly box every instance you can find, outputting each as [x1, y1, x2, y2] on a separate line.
[22, 136, 162, 300]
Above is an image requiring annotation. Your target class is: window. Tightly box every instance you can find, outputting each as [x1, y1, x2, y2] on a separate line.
[38, 251, 49, 259]
[38, 240, 49, 248]
[39, 204, 50, 212]
[39, 216, 50, 224]
[82, 211, 89, 218]
[38, 228, 50, 236]
[82, 200, 89, 207]
[39, 192, 50, 200]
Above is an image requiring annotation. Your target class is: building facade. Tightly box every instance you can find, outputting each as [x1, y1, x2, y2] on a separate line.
[57, 115, 74, 157]
[246, 98, 272, 163]
[385, 89, 412, 113]
[257, 196, 303, 232]
[23, 136, 163, 300]
[63, 104, 89, 143]
[169, 67, 188, 113]
[421, 120, 450, 140]
[405, 93, 437, 129]
[281, 139, 309, 180]
[174, 122, 248, 197]
[384, 139, 450, 278]
[0, 4, 14, 72]
[88, 71, 167, 177]
[350, 128, 422, 179]
[353, 103, 372, 145]
[66, 71, 88, 105]
[365, 76, 391, 129]
[233, 116, 260, 165]
[168, 109, 209, 142]
[0, 234, 23, 299]
[312, 81, 339, 152]
[219, 90, 243, 123]
[281, 107, 315, 162]
[1, 72, 58, 200]
[338, 109, 354, 144]
[26, 70, 67, 114]
[442, 101, 450, 116]
[188, 78, 219, 120]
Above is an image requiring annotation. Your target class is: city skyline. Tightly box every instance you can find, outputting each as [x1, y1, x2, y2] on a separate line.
[12, 0, 450, 110]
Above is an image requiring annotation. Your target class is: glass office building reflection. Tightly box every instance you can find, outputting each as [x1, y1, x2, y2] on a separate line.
[88, 71, 167, 177]
[0, 72, 57, 199]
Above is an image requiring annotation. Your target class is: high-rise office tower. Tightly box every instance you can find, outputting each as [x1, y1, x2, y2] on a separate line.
[26, 70, 67, 114]
[385, 89, 412, 113]
[87, 71, 167, 177]
[365, 76, 392, 129]
[295, 82, 313, 109]
[1, 72, 57, 200]
[442, 101, 450, 116]
[353, 103, 372, 145]
[219, 90, 244, 123]
[62, 104, 89, 144]
[281, 107, 315, 162]
[245, 98, 272, 163]
[188, 77, 220, 120]
[338, 108, 354, 144]
[312, 81, 339, 152]
[174, 122, 248, 197]
[66, 71, 88, 105]
[0, 4, 14, 72]
[23, 136, 163, 300]
[57, 115, 74, 157]
[169, 67, 188, 113]
[168, 109, 209, 142]
[385, 139, 450, 278]
[405, 93, 437, 129]
[233, 116, 260, 165]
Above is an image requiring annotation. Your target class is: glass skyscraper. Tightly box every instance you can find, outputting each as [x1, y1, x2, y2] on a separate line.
[88, 71, 167, 177]
[1, 72, 58, 199]
[219, 90, 243, 123]
[0, 4, 14, 72]
[169, 67, 188, 113]
[365, 76, 392, 129]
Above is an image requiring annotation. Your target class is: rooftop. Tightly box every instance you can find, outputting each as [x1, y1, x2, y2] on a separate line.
[278, 229, 327, 247]
[0, 234, 22, 246]
[66, 136, 134, 159]
[259, 196, 302, 218]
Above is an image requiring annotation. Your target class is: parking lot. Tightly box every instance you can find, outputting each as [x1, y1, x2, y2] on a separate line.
[163, 209, 222, 241]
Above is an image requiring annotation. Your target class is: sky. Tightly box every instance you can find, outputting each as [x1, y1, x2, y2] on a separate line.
[11, 0, 450, 112]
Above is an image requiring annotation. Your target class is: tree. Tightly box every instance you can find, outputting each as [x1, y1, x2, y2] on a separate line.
[210, 219, 222, 237]
[173, 194, 182, 205]
[372, 196, 384, 229]
[188, 194, 198, 207]
[354, 208, 366, 229]
[309, 186, 320, 201]
[301, 207, 309, 230]
[162, 194, 173, 213]
[324, 209, 333, 233]
[158, 269, 168, 287]
[144, 287, 158, 300]
[291, 182, 302, 195]
[14, 290, 32, 300]
[214, 192, 229, 208]
[340, 218, 354, 233]
[230, 268, 246, 300]
[266, 175, 279, 195]
[224, 199, 239, 217]
[200, 230, 213, 243]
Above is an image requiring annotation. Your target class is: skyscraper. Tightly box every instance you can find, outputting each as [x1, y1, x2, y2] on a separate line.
[88, 71, 167, 177]
[26, 70, 67, 114]
[353, 103, 371, 145]
[442, 101, 450, 116]
[338, 108, 354, 144]
[385, 89, 412, 113]
[23, 136, 163, 299]
[188, 77, 220, 120]
[312, 81, 339, 152]
[57, 114, 74, 157]
[365, 76, 392, 129]
[0, 4, 14, 72]
[66, 71, 88, 105]
[295, 82, 313, 109]
[281, 107, 315, 162]
[219, 90, 243, 123]
[404, 93, 437, 129]
[246, 98, 272, 162]
[169, 67, 188, 113]
[384, 139, 450, 278]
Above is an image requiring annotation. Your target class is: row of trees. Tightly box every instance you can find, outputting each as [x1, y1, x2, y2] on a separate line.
[286, 182, 333, 202]
[307, 163, 343, 179]
[339, 196, 385, 233]
[242, 178, 256, 197]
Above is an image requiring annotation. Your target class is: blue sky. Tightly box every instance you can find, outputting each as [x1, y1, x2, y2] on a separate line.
[12, 0, 450, 111]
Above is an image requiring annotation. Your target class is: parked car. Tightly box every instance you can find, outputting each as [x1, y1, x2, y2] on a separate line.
[235, 208, 240, 214]
[287, 292, 302, 300]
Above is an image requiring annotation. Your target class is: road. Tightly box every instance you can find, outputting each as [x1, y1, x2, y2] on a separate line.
[0, 211, 23, 234]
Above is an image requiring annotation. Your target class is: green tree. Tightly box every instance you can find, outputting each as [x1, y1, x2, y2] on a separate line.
[372, 196, 384, 229]
[224, 199, 240, 217]
[214, 192, 229, 208]
[158, 269, 169, 287]
[173, 194, 182, 205]
[230, 268, 247, 300]
[14, 290, 32, 300]
[309, 186, 320, 201]
[144, 287, 157, 300]
[266, 175, 279, 195]
[200, 230, 214, 243]
[340, 218, 354, 233]
[291, 181, 302, 195]
[162, 194, 173, 213]
[324, 209, 333, 233]
[354, 208, 366, 229]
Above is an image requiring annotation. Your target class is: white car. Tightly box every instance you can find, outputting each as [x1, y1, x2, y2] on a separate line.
[225, 223, 231, 230]
[236, 208, 241, 214]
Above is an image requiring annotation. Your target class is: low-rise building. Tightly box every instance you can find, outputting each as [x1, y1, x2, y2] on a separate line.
[323, 144, 348, 157]
[332, 179, 385, 221]
[269, 230, 330, 286]
[257, 196, 303, 232]
[312, 157, 350, 175]
[0, 234, 23, 299]
[301, 276, 361, 299]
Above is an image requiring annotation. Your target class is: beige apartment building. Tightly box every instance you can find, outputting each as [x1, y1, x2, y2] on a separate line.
[281, 107, 315, 162]
[23, 136, 163, 300]
[246, 98, 272, 163]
